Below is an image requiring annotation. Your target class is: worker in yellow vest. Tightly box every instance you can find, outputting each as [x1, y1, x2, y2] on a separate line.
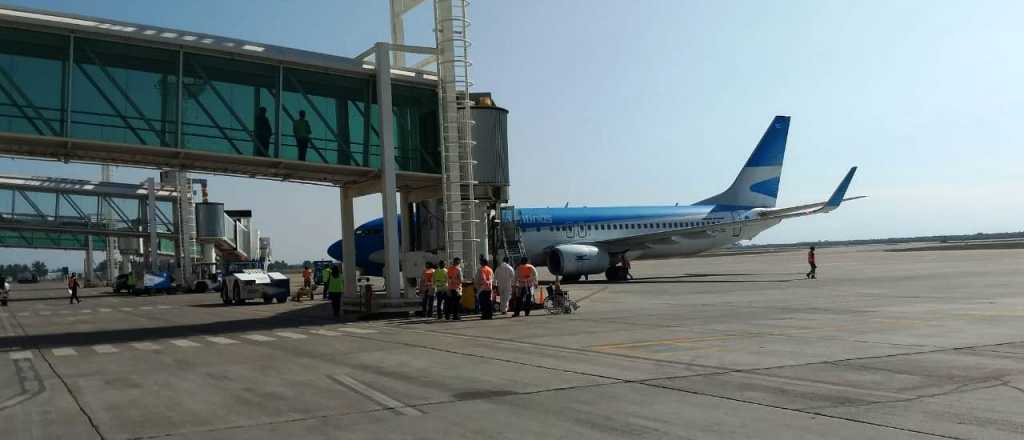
[324, 264, 344, 319]
[320, 264, 332, 300]
[432, 260, 448, 319]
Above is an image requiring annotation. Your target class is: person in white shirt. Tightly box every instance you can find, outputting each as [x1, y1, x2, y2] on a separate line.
[494, 257, 515, 314]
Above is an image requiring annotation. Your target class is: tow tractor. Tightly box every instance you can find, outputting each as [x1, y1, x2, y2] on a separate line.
[220, 260, 290, 305]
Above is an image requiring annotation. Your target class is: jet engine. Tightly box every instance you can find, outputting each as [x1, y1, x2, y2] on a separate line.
[547, 244, 610, 280]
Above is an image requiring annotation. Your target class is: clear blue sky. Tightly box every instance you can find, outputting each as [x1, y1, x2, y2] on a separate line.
[3, 0, 1023, 271]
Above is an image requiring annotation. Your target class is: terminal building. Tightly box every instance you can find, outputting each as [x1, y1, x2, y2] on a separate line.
[0, 2, 509, 309]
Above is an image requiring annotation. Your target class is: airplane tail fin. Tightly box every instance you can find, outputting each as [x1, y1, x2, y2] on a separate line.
[698, 115, 790, 209]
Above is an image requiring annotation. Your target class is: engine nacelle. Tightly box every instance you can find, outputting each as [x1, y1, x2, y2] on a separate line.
[547, 244, 610, 277]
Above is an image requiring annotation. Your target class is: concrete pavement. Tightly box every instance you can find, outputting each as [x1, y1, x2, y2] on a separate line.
[2, 245, 1024, 439]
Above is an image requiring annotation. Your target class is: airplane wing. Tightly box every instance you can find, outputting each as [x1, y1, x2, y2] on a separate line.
[595, 167, 862, 250]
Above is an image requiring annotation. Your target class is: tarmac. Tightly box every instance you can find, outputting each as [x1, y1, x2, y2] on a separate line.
[2, 244, 1023, 439]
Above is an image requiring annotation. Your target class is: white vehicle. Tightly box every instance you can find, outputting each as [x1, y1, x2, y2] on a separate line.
[220, 261, 289, 305]
[1, 276, 10, 306]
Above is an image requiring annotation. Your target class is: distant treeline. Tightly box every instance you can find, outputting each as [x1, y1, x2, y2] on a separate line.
[741, 231, 1024, 249]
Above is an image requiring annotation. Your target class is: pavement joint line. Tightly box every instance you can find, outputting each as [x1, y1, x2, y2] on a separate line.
[328, 374, 423, 416]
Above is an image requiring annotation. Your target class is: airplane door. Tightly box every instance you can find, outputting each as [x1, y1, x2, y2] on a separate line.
[731, 212, 743, 238]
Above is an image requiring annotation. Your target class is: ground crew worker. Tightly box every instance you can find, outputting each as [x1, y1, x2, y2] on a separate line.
[302, 265, 313, 290]
[806, 246, 817, 279]
[321, 264, 332, 300]
[293, 110, 312, 161]
[126, 271, 136, 296]
[68, 272, 81, 304]
[476, 256, 495, 320]
[433, 260, 448, 319]
[324, 264, 344, 319]
[418, 262, 435, 318]
[446, 257, 464, 320]
[494, 257, 514, 314]
[513, 257, 538, 317]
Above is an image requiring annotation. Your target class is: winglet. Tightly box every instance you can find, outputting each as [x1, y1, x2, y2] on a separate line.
[822, 167, 858, 212]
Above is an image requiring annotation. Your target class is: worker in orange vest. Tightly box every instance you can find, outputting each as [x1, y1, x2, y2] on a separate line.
[513, 257, 538, 317]
[445, 257, 464, 320]
[475, 256, 495, 320]
[418, 261, 435, 318]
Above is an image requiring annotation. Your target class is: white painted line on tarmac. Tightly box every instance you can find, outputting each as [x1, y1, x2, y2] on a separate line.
[132, 342, 160, 351]
[119, 308, 133, 311]
[139, 306, 154, 310]
[52, 348, 77, 356]
[99, 308, 112, 312]
[311, 329, 342, 336]
[242, 334, 276, 342]
[205, 336, 239, 345]
[9, 351, 32, 360]
[58, 310, 71, 314]
[329, 374, 422, 416]
[92, 345, 118, 354]
[156, 305, 172, 309]
[335, 327, 378, 334]
[275, 332, 307, 339]
[16, 312, 29, 316]
[38, 311, 52, 316]
[170, 339, 201, 347]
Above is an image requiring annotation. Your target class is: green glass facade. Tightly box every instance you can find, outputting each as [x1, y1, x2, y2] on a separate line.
[0, 27, 66, 137]
[0, 26, 441, 174]
[72, 37, 178, 146]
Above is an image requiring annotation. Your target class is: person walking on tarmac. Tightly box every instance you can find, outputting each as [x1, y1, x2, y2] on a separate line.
[68, 273, 81, 304]
[494, 257, 515, 315]
[513, 257, 538, 317]
[293, 110, 312, 161]
[418, 262, 435, 318]
[433, 260, 448, 319]
[446, 258, 464, 320]
[324, 264, 344, 319]
[806, 246, 817, 279]
[476, 256, 495, 320]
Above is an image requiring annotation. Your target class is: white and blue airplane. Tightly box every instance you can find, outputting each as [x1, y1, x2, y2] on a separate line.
[328, 115, 862, 281]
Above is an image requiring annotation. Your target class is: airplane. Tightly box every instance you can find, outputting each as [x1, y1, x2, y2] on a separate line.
[327, 115, 863, 282]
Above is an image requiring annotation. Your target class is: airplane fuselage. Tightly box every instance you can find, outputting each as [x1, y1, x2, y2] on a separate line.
[510, 205, 779, 264]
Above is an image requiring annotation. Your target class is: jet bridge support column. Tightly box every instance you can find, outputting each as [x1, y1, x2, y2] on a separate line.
[375, 43, 401, 300]
[340, 187, 357, 297]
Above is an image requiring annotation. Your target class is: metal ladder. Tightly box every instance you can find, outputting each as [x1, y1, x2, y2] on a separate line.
[497, 206, 526, 263]
[435, 0, 478, 270]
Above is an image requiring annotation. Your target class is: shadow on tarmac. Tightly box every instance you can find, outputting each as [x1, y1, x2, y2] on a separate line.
[0, 301, 350, 351]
